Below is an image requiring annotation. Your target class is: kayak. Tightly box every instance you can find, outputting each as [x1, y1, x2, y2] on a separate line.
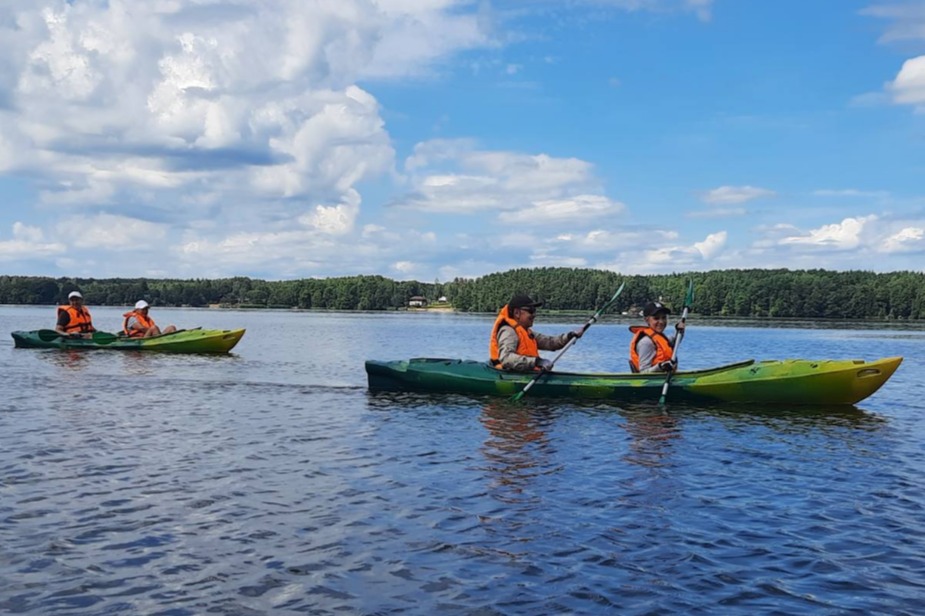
[11, 328, 245, 354]
[365, 357, 903, 406]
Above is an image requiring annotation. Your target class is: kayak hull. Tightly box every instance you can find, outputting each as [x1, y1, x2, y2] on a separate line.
[365, 357, 903, 406]
[11, 328, 246, 354]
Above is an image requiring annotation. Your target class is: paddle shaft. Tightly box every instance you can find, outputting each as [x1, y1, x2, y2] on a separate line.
[512, 282, 625, 402]
[658, 281, 694, 405]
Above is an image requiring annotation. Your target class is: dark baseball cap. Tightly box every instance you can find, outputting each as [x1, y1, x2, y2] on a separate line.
[642, 301, 670, 317]
[509, 293, 544, 310]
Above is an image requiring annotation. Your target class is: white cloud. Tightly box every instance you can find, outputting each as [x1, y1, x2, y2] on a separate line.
[299, 189, 362, 235]
[890, 55, 925, 107]
[701, 185, 775, 205]
[498, 195, 624, 225]
[0, 222, 64, 260]
[778, 215, 877, 250]
[397, 139, 604, 217]
[59, 213, 168, 249]
[862, 3, 925, 44]
[12, 222, 44, 243]
[694, 231, 727, 259]
[0, 0, 482, 223]
[881, 226, 925, 253]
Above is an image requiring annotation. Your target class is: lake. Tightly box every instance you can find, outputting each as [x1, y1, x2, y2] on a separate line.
[2, 305, 924, 614]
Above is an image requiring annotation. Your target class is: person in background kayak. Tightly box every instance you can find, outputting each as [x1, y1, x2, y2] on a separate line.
[629, 301, 685, 373]
[490, 293, 583, 372]
[56, 291, 97, 339]
[123, 300, 177, 338]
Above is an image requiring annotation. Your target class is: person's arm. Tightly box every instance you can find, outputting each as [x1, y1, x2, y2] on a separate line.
[55, 311, 70, 335]
[534, 331, 573, 352]
[497, 326, 540, 372]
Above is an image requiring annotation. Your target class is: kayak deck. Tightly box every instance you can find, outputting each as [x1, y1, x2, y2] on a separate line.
[366, 357, 903, 406]
[11, 328, 246, 354]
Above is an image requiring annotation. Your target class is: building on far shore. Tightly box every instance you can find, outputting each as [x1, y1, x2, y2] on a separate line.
[408, 296, 427, 308]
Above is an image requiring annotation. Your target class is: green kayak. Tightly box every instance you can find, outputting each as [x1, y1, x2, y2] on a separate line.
[11, 328, 245, 354]
[365, 356, 903, 406]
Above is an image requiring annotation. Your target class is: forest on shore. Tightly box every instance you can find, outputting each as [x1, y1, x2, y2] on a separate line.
[2, 267, 924, 319]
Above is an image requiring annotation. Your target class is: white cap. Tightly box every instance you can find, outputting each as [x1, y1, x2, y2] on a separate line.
[68, 291, 83, 299]
[135, 300, 150, 309]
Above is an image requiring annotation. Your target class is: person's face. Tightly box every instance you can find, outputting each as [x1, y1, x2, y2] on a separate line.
[69, 297, 83, 307]
[514, 306, 536, 327]
[645, 312, 668, 333]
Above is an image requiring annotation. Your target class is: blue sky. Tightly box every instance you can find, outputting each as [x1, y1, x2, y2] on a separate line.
[0, 0, 923, 281]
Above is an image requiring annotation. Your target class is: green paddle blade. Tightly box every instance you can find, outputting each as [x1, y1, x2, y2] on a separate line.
[91, 331, 119, 344]
[37, 329, 64, 342]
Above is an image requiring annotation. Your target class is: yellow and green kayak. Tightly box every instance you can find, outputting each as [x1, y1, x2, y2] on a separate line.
[365, 357, 903, 406]
[12, 328, 245, 354]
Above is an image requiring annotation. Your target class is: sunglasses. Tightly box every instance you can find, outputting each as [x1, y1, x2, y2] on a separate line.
[520, 307, 536, 314]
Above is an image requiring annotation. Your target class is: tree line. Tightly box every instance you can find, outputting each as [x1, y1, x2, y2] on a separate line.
[2, 268, 924, 319]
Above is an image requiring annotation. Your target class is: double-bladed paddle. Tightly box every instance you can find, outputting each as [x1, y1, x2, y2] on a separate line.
[36, 329, 111, 343]
[511, 282, 626, 402]
[658, 279, 695, 406]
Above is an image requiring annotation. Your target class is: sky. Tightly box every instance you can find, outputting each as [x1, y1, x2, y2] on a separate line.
[0, 0, 923, 282]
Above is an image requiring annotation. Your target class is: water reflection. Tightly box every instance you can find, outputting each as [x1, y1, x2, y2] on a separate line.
[478, 402, 558, 502]
[678, 403, 887, 433]
[35, 349, 90, 371]
[617, 409, 681, 468]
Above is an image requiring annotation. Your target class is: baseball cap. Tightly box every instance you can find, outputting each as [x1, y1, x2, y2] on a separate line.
[135, 300, 150, 310]
[642, 301, 670, 317]
[68, 291, 83, 299]
[509, 293, 544, 310]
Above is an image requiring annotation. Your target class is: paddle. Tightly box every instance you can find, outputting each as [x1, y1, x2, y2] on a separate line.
[658, 279, 695, 406]
[37, 329, 66, 342]
[511, 282, 626, 402]
[37, 329, 99, 342]
[91, 331, 120, 344]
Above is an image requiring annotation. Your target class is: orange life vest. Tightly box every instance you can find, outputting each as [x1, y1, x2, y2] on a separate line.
[489, 305, 539, 368]
[57, 305, 94, 333]
[122, 310, 156, 338]
[629, 326, 674, 372]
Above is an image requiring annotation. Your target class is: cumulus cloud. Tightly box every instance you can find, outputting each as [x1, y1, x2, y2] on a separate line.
[881, 226, 925, 253]
[0, 222, 65, 260]
[396, 139, 612, 226]
[0, 1, 489, 225]
[608, 230, 727, 273]
[863, 3, 925, 109]
[701, 185, 775, 205]
[59, 213, 169, 249]
[498, 195, 624, 225]
[890, 55, 925, 107]
[777, 215, 877, 250]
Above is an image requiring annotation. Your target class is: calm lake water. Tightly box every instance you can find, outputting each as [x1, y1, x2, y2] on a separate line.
[2, 305, 924, 615]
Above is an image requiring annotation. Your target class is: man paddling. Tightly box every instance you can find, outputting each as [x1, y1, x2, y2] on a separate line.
[56, 291, 98, 339]
[489, 293, 583, 372]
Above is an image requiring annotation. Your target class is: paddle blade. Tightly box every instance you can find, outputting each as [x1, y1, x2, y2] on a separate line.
[37, 329, 63, 342]
[91, 331, 119, 344]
